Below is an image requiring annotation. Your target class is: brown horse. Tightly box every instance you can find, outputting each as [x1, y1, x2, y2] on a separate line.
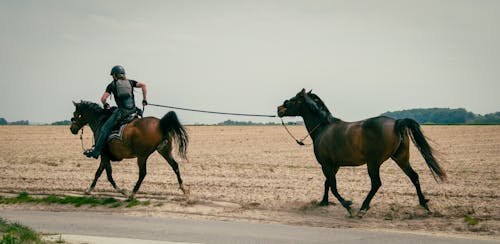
[70, 101, 189, 199]
[277, 89, 446, 216]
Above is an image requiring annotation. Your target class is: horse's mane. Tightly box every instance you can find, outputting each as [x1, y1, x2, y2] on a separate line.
[76, 101, 109, 116]
[306, 93, 340, 124]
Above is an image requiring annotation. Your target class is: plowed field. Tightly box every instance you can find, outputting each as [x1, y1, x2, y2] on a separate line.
[0, 125, 498, 238]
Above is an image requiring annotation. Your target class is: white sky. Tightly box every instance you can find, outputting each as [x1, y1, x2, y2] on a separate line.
[1, 0, 499, 124]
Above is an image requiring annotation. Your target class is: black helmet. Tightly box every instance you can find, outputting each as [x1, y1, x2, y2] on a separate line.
[110, 65, 125, 75]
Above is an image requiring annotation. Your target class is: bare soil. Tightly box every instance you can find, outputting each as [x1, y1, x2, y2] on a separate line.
[0, 125, 498, 239]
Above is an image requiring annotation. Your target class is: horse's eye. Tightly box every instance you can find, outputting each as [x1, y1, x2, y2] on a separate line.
[283, 100, 289, 106]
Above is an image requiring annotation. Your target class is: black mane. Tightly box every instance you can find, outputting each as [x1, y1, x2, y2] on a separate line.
[306, 93, 340, 124]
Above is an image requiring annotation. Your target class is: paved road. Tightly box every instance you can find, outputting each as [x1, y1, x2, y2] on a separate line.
[0, 210, 496, 244]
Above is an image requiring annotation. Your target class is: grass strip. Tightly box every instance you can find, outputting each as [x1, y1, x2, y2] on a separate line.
[0, 192, 132, 208]
[0, 217, 41, 243]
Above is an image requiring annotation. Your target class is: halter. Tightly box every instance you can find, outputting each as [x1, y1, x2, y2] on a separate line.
[280, 118, 321, 146]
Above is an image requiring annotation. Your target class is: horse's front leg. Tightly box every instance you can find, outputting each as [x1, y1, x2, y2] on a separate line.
[85, 162, 105, 195]
[322, 164, 353, 216]
[319, 179, 330, 206]
[102, 155, 127, 196]
[129, 157, 148, 200]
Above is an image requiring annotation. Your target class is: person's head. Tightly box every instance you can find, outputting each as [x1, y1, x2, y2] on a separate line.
[110, 65, 126, 80]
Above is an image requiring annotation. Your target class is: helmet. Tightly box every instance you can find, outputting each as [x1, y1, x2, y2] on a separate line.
[110, 65, 125, 75]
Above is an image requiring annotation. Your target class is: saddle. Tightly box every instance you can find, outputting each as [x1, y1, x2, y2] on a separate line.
[107, 107, 141, 142]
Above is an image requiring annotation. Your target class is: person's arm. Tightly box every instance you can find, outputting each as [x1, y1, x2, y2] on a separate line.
[136, 81, 147, 106]
[101, 92, 111, 108]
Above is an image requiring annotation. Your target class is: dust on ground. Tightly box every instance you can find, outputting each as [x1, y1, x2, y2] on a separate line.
[0, 125, 498, 239]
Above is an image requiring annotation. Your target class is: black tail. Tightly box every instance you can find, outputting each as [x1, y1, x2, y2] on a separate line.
[395, 118, 447, 183]
[160, 111, 188, 159]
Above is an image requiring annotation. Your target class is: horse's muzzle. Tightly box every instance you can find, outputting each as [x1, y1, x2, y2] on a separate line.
[277, 105, 287, 117]
[70, 124, 80, 135]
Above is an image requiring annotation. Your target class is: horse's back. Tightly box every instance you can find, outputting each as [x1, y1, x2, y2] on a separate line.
[318, 116, 401, 165]
[107, 117, 163, 159]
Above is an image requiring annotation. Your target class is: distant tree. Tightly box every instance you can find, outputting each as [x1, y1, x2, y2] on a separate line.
[381, 108, 480, 124]
[51, 120, 71, 125]
[469, 112, 500, 124]
[0, 118, 7, 125]
[9, 120, 29, 125]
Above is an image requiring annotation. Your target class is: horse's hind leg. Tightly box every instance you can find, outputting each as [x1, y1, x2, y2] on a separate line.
[129, 156, 148, 200]
[394, 158, 429, 211]
[360, 162, 382, 214]
[157, 141, 187, 195]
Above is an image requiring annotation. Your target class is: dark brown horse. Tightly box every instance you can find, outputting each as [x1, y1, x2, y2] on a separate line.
[277, 89, 447, 216]
[70, 101, 189, 199]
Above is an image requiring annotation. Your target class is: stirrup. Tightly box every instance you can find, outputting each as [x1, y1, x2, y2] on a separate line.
[83, 147, 100, 159]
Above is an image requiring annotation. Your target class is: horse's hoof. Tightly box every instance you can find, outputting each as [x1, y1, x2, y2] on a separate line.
[127, 192, 136, 201]
[84, 187, 93, 195]
[357, 209, 368, 218]
[318, 201, 329, 206]
[180, 184, 190, 196]
[346, 208, 354, 218]
[116, 188, 128, 196]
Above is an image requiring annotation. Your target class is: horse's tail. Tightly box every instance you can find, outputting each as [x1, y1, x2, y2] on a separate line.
[395, 118, 447, 183]
[159, 111, 188, 159]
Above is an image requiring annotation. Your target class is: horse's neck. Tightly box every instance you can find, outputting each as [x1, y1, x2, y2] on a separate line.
[301, 111, 326, 141]
[301, 110, 341, 141]
[87, 115, 106, 136]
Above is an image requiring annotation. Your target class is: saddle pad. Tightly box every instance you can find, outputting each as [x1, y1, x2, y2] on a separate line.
[108, 124, 127, 142]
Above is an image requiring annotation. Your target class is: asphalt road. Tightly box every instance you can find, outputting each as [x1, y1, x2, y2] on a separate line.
[0, 210, 496, 244]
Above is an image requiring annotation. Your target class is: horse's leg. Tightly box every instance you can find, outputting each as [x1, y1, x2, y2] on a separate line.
[157, 144, 187, 195]
[85, 160, 106, 195]
[129, 156, 148, 200]
[319, 179, 330, 206]
[395, 159, 429, 211]
[322, 164, 352, 215]
[359, 162, 382, 214]
[102, 156, 126, 196]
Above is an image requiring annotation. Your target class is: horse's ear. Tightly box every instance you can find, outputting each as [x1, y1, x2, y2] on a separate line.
[300, 88, 306, 95]
[72, 101, 77, 107]
[307, 90, 312, 94]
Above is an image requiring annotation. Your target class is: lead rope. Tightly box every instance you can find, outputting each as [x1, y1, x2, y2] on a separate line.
[280, 118, 321, 146]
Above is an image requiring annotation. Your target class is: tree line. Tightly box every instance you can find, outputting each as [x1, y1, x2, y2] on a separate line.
[381, 108, 500, 125]
[1, 108, 499, 125]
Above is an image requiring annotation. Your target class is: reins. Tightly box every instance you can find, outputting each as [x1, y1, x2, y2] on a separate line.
[280, 118, 321, 146]
[79, 127, 93, 152]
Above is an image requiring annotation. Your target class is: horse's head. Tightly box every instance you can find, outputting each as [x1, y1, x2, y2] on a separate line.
[278, 89, 334, 123]
[70, 101, 105, 134]
[277, 88, 311, 117]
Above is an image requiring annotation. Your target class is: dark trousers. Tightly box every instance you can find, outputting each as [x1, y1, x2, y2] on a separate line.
[94, 108, 135, 152]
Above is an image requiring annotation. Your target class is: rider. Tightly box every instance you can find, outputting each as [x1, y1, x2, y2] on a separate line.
[83, 65, 148, 159]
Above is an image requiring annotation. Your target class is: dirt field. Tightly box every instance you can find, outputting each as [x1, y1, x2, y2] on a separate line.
[0, 125, 498, 239]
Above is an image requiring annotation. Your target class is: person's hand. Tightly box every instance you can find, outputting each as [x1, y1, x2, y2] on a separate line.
[142, 100, 148, 106]
[103, 103, 110, 109]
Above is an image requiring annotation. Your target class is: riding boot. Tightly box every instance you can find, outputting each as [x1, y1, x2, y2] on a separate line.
[83, 132, 107, 159]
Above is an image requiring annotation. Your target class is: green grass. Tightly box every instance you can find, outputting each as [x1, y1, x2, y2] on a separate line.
[0, 217, 41, 244]
[0, 192, 151, 209]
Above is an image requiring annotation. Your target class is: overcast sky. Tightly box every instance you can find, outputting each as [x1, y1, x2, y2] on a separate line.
[1, 0, 499, 124]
